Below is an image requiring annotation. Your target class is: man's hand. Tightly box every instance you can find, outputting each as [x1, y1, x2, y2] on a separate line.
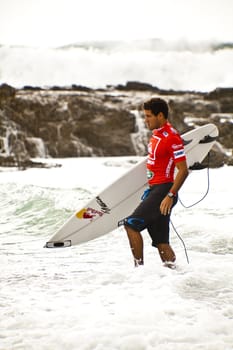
[160, 196, 173, 215]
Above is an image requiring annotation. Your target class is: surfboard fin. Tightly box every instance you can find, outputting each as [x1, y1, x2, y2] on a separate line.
[44, 240, 72, 248]
[182, 138, 192, 145]
[189, 162, 207, 170]
[199, 135, 217, 144]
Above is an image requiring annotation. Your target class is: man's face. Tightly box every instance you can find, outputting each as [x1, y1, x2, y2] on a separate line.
[144, 109, 160, 130]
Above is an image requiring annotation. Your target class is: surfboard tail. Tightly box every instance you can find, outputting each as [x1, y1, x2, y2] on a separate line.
[44, 240, 72, 248]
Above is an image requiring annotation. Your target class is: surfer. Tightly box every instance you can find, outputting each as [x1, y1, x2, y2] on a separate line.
[121, 98, 189, 268]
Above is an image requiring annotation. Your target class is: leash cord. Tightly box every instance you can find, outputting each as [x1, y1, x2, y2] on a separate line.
[178, 154, 210, 209]
[172, 153, 211, 264]
[170, 219, 190, 264]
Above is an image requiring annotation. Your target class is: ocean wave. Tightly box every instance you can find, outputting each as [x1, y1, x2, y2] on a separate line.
[3, 38, 233, 53]
[0, 183, 91, 236]
[0, 39, 233, 91]
[58, 39, 233, 53]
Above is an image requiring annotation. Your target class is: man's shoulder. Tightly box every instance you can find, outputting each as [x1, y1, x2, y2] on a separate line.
[165, 122, 180, 136]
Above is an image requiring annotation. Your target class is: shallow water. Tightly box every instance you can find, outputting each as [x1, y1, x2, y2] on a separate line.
[0, 158, 232, 350]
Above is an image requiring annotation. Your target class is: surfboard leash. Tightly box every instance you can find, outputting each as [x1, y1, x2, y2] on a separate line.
[170, 219, 189, 264]
[179, 153, 211, 209]
[171, 152, 211, 264]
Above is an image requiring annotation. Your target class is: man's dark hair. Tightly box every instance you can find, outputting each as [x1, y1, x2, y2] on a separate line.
[143, 98, 169, 119]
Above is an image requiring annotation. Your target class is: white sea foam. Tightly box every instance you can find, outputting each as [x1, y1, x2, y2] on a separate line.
[0, 158, 233, 349]
[0, 40, 233, 91]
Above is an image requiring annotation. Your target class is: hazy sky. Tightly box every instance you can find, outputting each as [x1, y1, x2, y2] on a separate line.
[0, 0, 233, 47]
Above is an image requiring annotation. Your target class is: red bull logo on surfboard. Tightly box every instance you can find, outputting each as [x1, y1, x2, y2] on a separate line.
[76, 207, 104, 220]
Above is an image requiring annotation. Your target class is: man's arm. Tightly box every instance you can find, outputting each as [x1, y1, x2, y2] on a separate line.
[160, 160, 189, 215]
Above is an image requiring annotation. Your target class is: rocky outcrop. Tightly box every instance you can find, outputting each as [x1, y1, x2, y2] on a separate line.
[0, 82, 232, 168]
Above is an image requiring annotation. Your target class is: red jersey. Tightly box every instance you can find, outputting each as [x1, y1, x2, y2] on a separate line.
[147, 122, 186, 185]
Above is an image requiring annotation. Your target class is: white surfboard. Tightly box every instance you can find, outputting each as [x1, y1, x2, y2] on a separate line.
[45, 123, 218, 248]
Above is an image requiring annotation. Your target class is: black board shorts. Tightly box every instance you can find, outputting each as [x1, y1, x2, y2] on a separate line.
[121, 182, 177, 247]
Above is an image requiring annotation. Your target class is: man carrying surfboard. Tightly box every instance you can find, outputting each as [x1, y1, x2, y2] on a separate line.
[122, 98, 189, 268]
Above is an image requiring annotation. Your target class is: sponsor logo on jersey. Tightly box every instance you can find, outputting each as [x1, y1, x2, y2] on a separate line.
[148, 142, 153, 154]
[174, 149, 185, 159]
[165, 157, 173, 177]
[147, 169, 154, 179]
[147, 159, 155, 165]
[163, 131, 168, 137]
[171, 127, 178, 134]
[172, 143, 183, 150]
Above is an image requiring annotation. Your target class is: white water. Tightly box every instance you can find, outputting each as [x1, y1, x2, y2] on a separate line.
[1, 40, 233, 91]
[0, 157, 232, 350]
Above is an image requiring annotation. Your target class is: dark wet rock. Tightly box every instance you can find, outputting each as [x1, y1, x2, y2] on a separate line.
[0, 83, 232, 168]
[0, 84, 16, 106]
[0, 156, 61, 170]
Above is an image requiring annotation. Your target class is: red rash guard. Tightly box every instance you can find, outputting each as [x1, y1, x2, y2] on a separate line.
[147, 122, 186, 185]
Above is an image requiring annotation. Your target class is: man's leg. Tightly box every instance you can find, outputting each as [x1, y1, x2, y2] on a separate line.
[124, 225, 144, 267]
[157, 243, 176, 269]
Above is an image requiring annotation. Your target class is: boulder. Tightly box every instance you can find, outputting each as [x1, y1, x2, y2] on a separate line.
[0, 83, 232, 168]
